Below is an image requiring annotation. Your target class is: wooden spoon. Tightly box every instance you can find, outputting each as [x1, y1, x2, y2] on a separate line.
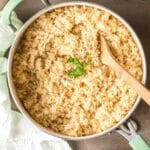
[100, 35, 150, 105]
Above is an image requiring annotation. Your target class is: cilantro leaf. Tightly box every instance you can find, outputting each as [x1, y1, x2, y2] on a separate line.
[67, 57, 89, 78]
[67, 57, 83, 68]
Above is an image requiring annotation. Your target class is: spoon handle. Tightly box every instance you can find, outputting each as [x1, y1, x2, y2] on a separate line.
[110, 59, 150, 105]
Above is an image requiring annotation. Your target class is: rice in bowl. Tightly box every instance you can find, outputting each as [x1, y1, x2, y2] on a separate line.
[12, 6, 143, 137]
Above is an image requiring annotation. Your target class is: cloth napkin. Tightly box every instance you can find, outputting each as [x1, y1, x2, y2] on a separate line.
[0, 3, 72, 150]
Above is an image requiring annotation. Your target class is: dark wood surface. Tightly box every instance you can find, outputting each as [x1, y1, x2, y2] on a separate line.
[6, 0, 150, 149]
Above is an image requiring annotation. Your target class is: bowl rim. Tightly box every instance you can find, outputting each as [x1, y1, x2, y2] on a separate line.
[7, 1, 147, 141]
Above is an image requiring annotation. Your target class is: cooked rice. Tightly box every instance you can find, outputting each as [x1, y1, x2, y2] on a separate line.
[12, 6, 143, 136]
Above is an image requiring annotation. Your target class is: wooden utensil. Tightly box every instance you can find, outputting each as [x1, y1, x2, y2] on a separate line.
[100, 35, 150, 105]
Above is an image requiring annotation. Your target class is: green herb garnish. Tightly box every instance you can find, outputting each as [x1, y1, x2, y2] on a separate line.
[67, 57, 88, 78]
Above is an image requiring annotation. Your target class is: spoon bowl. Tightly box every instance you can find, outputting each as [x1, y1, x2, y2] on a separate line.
[100, 35, 150, 105]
